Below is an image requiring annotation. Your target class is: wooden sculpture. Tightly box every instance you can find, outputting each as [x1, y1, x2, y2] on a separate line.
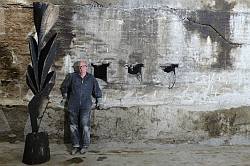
[22, 2, 59, 165]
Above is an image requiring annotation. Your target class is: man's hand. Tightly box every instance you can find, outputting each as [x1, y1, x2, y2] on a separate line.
[61, 93, 68, 106]
[96, 98, 104, 110]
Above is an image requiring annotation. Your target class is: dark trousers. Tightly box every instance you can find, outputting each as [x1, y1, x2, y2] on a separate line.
[68, 106, 91, 148]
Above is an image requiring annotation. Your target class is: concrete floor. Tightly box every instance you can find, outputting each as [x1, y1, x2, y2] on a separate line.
[1, 137, 250, 166]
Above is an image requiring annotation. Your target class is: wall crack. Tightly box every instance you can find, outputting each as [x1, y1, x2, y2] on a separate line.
[186, 18, 241, 46]
[164, 5, 243, 47]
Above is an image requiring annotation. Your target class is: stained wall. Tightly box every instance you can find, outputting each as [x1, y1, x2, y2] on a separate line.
[1, 0, 250, 143]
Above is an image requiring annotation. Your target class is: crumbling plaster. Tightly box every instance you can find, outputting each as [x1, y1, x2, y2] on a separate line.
[1, 0, 250, 142]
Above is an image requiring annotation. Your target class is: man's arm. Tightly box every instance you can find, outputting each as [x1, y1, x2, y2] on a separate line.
[92, 77, 103, 109]
[60, 74, 72, 100]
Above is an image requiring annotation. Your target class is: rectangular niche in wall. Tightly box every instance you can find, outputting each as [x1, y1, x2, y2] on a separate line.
[127, 64, 144, 75]
[91, 63, 110, 82]
[125, 63, 144, 83]
[160, 63, 179, 89]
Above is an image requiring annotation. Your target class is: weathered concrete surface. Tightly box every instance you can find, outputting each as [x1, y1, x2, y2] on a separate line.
[1, 138, 250, 165]
[1, 0, 250, 144]
[1, 0, 250, 111]
[1, 104, 250, 145]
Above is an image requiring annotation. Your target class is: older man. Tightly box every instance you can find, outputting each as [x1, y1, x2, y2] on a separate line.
[61, 61, 103, 155]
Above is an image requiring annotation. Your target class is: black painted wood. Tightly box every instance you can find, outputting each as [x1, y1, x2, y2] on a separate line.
[22, 132, 50, 165]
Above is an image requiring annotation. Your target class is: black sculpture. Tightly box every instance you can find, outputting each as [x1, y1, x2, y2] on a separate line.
[22, 2, 59, 165]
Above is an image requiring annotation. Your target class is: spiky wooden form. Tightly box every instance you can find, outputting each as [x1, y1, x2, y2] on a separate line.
[23, 2, 59, 165]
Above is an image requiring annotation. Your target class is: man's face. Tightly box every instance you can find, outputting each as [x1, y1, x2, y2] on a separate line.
[79, 62, 88, 74]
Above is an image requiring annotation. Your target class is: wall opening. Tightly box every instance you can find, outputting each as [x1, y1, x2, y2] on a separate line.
[160, 64, 179, 89]
[127, 64, 144, 75]
[91, 63, 109, 82]
[125, 63, 144, 83]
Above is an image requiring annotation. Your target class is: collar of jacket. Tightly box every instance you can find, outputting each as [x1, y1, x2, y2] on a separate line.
[78, 72, 88, 79]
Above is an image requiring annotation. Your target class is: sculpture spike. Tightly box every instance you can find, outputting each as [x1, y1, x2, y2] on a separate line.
[39, 33, 57, 90]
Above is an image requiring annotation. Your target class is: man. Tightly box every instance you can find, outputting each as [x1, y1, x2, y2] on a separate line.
[61, 61, 103, 155]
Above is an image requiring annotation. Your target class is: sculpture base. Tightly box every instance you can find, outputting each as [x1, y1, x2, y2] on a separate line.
[22, 132, 50, 165]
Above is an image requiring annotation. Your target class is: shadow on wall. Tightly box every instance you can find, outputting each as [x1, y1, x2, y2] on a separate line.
[0, 105, 29, 142]
[63, 107, 71, 144]
[61, 61, 79, 144]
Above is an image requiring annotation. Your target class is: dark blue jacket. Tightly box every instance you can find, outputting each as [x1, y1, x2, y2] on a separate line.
[61, 72, 102, 109]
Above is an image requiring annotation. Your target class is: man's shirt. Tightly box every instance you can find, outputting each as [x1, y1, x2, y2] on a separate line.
[61, 72, 102, 109]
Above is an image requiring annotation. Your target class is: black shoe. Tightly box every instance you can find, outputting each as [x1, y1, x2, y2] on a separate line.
[70, 147, 79, 155]
[80, 147, 88, 154]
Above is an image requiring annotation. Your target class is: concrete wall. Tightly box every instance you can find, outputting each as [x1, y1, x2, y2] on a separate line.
[1, 0, 250, 143]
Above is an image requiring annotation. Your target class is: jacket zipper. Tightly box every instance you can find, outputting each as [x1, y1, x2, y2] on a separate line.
[80, 79, 83, 106]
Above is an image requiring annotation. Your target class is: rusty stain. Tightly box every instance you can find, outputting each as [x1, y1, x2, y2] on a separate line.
[202, 107, 250, 137]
